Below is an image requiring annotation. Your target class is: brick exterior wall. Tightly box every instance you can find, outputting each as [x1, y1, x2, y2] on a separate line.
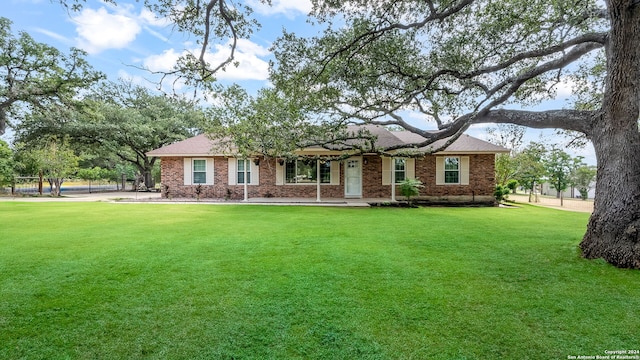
[159, 154, 496, 202]
[415, 154, 496, 202]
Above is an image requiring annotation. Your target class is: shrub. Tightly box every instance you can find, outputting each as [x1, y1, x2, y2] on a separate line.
[399, 178, 423, 206]
[195, 184, 203, 201]
[494, 184, 510, 203]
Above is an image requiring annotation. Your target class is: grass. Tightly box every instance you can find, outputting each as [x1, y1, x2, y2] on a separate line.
[0, 202, 638, 359]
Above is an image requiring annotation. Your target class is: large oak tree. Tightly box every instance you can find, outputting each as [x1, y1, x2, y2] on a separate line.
[53, 0, 640, 268]
[0, 17, 102, 135]
[268, 0, 640, 269]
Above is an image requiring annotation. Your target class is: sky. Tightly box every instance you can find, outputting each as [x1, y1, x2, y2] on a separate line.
[3, 0, 597, 164]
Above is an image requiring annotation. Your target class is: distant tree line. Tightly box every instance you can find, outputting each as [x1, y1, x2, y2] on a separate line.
[0, 18, 207, 196]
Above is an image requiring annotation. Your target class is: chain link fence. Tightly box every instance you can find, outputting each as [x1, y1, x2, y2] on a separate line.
[1, 177, 140, 195]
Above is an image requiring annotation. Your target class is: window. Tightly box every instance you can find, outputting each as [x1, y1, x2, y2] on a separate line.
[285, 159, 331, 184]
[320, 161, 331, 183]
[444, 157, 460, 184]
[394, 158, 406, 183]
[237, 159, 251, 184]
[193, 159, 207, 184]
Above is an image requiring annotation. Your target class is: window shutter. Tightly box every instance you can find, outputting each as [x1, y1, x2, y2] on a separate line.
[275, 161, 284, 185]
[330, 161, 340, 185]
[250, 160, 260, 185]
[228, 158, 237, 185]
[183, 158, 192, 185]
[206, 158, 215, 185]
[406, 158, 415, 179]
[381, 157, 391, 185]
[435, 157, 445, 185]
[460, 156, 470, 185]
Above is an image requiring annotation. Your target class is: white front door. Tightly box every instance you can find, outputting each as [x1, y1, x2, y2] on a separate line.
[345, 158, 362, 198]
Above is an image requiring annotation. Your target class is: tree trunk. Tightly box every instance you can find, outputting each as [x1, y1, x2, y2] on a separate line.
[579, 0, 640, 268]
[51, 178, 62, 197]
[144, 170, 154, 189]
[138, 159, 155, 190]
[580, 125, 640, 268]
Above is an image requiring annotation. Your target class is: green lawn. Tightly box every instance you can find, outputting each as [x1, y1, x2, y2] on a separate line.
[0, 202, 637, 359]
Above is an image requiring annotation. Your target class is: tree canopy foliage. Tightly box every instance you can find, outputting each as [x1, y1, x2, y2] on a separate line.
[543, 147, 577, 199]
[15, 80, 206, 188]
[572, 165, 597, 200]
[206, 86, 389, 161]
[0, 139, 13, 187]
[31, 139, 79, 196]
[0, 17, 103, 135]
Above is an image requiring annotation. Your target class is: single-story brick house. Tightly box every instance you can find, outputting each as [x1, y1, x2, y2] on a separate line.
[147, 125, 509, 203]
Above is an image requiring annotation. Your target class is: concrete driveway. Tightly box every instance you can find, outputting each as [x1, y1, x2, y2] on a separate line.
[508, 193, 593, 213]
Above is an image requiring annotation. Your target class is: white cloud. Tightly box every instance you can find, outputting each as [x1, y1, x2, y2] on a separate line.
[143, 39, 271, 81]
[235, 38, 271, 57]
[143, 48, 181, 72]
[116, 69, 153, 88]
[143, 26, 170, 43]
[71, 4, 171, 54]
[32, 27, 72, 45]
[139, 8, 170, 27]
[246, 0, 312, 17]
[551, 78, 576, 99]
[72, 7, 142, 54]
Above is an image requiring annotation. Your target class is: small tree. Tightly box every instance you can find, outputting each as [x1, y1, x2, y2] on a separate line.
[399, 178, 423, 207]
[33, 140, 79, 196]
[506, 179, 519, 194]
[514, 142, 546, 202]
[573, 165, 597, 200]
[487, 124, 525, 186]
[544, 148, 574, 205]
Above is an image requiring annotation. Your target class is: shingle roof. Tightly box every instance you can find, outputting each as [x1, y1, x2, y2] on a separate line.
[147, 126, 509, 157]
[147, 134, 217, 156]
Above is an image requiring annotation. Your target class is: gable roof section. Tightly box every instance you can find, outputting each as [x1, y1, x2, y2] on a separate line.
[147, 126, 509, 157]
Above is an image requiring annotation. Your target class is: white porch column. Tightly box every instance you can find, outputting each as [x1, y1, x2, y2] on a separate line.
[243, 159, 248, 202]
[391, 157, 396, 202]
[316, 159, 321, 202]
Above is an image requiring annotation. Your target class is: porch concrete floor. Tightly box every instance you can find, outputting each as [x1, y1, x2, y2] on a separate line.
[240, 197, 389, 207]
[1, 191, 391, 207]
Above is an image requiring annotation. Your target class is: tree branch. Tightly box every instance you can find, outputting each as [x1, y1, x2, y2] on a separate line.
[474, 41, 604, 114]
[319, 0, 475, 75]
[198, 0, 238, 80]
